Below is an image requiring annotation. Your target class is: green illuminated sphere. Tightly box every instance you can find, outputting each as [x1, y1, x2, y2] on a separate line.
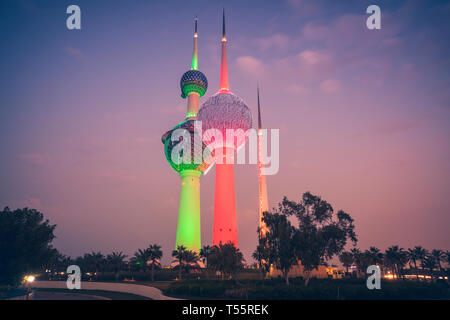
[162, 120, 212, 173]
[180, 70, 208, 98]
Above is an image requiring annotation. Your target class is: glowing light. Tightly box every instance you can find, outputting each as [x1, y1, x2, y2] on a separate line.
[25, 275, 35, 283]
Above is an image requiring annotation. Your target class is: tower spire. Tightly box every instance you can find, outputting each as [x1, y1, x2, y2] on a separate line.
[257, 83, 262, 130]
[219, 8, 229, 93]
[191, 16, 199, 70]
[257, 84, 269, 238]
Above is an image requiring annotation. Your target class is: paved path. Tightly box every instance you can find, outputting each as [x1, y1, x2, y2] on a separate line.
[32, 291, 111, 300]
[31, 281, 181, 300]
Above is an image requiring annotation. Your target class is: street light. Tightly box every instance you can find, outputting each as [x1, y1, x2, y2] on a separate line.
[24, 275, 35, 300]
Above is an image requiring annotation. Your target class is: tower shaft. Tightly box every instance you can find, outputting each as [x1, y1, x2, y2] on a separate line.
[176, 170, 202, 251]
[212, 10, 238, 247]
[186, 92, 199, 119]
[213, 147, 238, 246]
[257, 86, 269, 237]
[258, 129, 269, 237]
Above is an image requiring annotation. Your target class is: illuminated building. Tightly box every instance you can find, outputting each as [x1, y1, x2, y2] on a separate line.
[162, 17, 211, 252]
[198, 10, 252, 247]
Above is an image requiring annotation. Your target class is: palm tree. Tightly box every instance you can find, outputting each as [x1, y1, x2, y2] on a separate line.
[172, 245, 187, 280]
[407, 247, 423, 280]
[200, 245, 212, 267]
[88, 251, 105, 280]
[148, 244, 163, 282]
[366, 247, 384, 267]
[422, 255, 437, 279]
[107, 251, 127, 281]
[133, 248, 151, 272]
[446, 251, 450, 272]
[200, 245, 212, 278]
[431, 249, 446, 276]
[350, 248, 364, 277]
[338, 251, 354, 274]
[417, 247, 429, 277]
[384, 246, 407, 279]
[183, 250, 201, 274]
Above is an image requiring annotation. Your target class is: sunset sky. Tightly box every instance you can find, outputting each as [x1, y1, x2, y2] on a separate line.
[1, 0, 449, 265]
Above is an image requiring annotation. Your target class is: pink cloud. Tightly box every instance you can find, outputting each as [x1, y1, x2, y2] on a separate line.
[286, 84, 309, 96]
[297, 50, 330, 66]
[301, 23, 329, 39]
[235, 56, 265, 77]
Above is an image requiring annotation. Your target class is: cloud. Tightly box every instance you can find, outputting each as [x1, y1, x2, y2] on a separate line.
[297, 50, 330, 66]
[286, 84, 309, 96]
[235, 56, 265, 77]
[301, 23, 329, 40]
[320, 79, 340, 93]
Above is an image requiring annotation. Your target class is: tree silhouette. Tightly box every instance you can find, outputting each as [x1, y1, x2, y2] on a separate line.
[133, 248, 151, 272]
[148, 244, 163, 282]
[270, 193, 357, 286]
[106, 251, 127, 281]
[431, 249, 446, 277]
[200, 245, 212, 278]
[208, 242, 244, 280]
[422, 255, 437, 278]
[338, 251, 354, 274]
[172, 245, 187, 280]
[0, 207, 56, 285]
[252, 233, 271, 280]
[384, 246, 408, 279]
[366, 247, 384, 267]
[260, 212, 297, 285]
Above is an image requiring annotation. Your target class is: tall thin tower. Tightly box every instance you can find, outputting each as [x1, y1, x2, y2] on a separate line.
[198, 10, 252, 247]
[162, 17, 210, 252]
[257, 85, 269, 237]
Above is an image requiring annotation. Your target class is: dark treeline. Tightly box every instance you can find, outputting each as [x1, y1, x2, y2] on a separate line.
[1, 192, 449, 289]
[339, 245, 449, 280]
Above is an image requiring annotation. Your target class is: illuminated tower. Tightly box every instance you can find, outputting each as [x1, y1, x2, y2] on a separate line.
[162, 17, 211, 252]
[257, 85, 269, 237]
[198, 10, 252, 247]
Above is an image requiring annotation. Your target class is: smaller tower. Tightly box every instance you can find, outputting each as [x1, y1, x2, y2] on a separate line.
[257, 85, 269, 238]
[162, 17, 210, 252]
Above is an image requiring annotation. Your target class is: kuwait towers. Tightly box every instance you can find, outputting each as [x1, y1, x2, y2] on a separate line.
[198, 10, 252, 247]
[162, 17, 211, 252]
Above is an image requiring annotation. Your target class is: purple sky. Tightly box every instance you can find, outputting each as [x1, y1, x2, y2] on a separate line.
[1, 0, 449, 265]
